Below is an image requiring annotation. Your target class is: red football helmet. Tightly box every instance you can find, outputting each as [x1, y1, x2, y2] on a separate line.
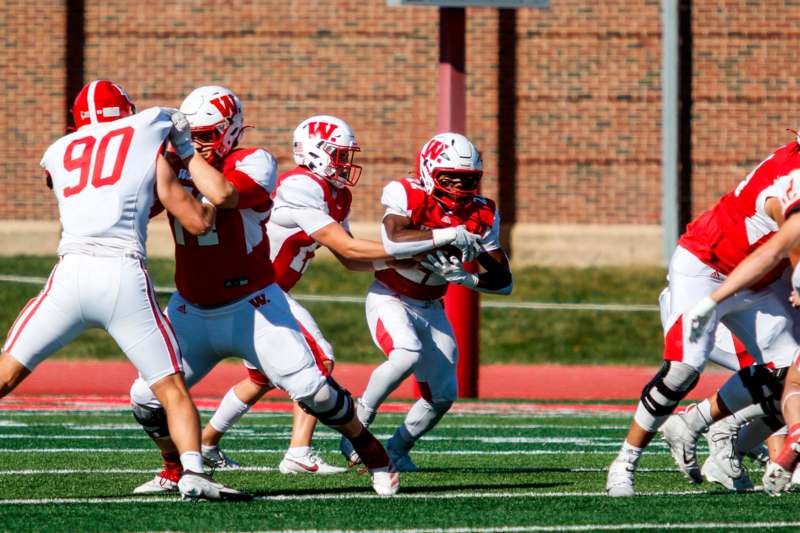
[71, 80, 136, 129]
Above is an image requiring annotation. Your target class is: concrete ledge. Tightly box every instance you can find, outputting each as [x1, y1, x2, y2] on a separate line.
[0, 220, 664, 267]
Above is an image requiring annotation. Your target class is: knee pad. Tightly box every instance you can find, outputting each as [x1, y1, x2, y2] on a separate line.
[639, 361, 700, 418]
[738, 365, 785, 420]
[131, 402, 170, 440]
[298, 376, 354, 427]
[129, 378, 161, 410]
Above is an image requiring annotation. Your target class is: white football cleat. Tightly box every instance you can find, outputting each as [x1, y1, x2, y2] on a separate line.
[202, 446, 241, 470]
[763, 462, 792, 496]
[340, 435, 362, 466]
[705, 417, 743, 479]
[701, 455, 753, 492]
[178, 470, 252, 501]
[133, 463, 182, 494]
[387, 438, 419, 472]
[606, 460, 635, 497]
[279, 449, 348, 475]
[660, 412, 702, 483]
[370, 465, 400, 497]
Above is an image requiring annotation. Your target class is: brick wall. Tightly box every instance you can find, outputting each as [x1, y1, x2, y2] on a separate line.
[3, 1, 800, 228]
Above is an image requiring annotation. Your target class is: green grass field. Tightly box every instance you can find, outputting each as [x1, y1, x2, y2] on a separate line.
[0, 256, 666, 365]
[0, 405, 797, 532]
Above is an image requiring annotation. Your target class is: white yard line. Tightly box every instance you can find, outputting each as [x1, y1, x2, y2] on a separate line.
[0, 466, 682, 476]
[0, 274, 657, 313]
[0, 447, 667, 455]
[0, 489, 760, 506]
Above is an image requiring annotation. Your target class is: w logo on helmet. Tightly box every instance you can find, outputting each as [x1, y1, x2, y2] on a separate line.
[307, 122, 337, 141]
[422, 140, 446, 162]
[210, 95, 237, 118]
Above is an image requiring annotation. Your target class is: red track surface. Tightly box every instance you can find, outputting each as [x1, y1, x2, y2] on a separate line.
[6, 359, 732, 401]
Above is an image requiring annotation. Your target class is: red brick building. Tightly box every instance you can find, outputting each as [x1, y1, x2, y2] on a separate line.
[3, 1, 799, 263]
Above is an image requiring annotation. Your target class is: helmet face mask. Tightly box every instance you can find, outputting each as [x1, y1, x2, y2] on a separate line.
[179, 86, 244, 164]
[293, 115, 362, 188]
[417, 133, 483, 210]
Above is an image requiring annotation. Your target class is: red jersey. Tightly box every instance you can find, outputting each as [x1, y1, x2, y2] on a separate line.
[679, 142, 800, 287]
[375, 178, 501, 300]
[167, 147, 277, 306]
[267, 167, 352, 292]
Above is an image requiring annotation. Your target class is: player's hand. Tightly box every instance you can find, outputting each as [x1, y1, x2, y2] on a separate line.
[169, 111, 196, 160]
[450, 225, 483, 262]
[789, 290, 800, 309]
[421, 251, 479, 289]
[686, 296, 717, 343]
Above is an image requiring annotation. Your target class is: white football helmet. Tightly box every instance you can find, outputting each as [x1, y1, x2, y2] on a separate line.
[417, 132, 482, 209]
[293, 115, 362, 187]
[179, 86, 245, 163]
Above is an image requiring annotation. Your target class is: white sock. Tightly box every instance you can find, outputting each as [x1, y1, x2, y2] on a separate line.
[616, 441, 642, 465]
[288, 446, 311, 458]
[180, 451, 204, 473]
[201, 444, 219, 453]
[208, 387, 252, 434]
[683, 400, 712, 435]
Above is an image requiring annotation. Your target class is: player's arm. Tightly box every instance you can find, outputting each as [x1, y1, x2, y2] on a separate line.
[184, 154, 239, 208]
[168, 110, 238, 208]
[382, 213, 480, 259]
[155, 154, 215, 235]
[710, 214, 800, 304]
[311, 222, 391, 261]
[421, 247, 513, 295]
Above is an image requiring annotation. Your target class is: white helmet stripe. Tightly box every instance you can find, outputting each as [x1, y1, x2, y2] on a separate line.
[87, 80, 99, 124]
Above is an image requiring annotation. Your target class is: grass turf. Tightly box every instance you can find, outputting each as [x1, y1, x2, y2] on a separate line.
[0, 255, 665, 365]
[0, 406, 796, 532]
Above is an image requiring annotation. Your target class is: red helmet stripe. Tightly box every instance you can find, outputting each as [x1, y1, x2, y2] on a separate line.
[86, 80, 99, 125]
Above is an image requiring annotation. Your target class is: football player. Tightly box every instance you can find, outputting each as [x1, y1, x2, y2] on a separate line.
[0, 80, 247, 501]
[128, 89, 479, 496]
[606, 134, 800, 497]
[193, 115, 484, 475]
[682, 148, 800, 494]
[340, 132, 514, 471]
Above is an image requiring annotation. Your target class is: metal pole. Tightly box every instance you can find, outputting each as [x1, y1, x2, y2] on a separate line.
[661, 0, 679, 264]
[438, 7, 479, 399]
[661, 0, 692, 264]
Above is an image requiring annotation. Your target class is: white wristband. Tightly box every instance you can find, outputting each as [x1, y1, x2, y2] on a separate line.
[432, 227, 457, 247]
[372, 260, 388, 271]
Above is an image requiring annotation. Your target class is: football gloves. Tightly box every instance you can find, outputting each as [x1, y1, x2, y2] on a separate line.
[169, 110, 196, 160]
[421, 251, 479, 289]
[431, 225, 483, 262]
[686, 296, 717, 342]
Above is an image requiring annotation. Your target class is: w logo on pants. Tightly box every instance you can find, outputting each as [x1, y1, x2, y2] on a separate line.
[249, 294, 268, 309]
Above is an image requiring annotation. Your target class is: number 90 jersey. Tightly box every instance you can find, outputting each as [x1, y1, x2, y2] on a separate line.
[167, 147, 277, 306]
[40, 107, 173, 259]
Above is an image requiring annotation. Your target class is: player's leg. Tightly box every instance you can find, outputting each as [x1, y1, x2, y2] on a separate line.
[357, 287, 423, 428]
[112, 262, 249, 501]
[386, 303, 458, 472]
[278, 297, 345, 474]
[0, 258, 84, 398]
[243, 284, 398, 495]
[201, 368, 273, 468]
[764, 362, 800, 495]
[607, 249, 716, 496]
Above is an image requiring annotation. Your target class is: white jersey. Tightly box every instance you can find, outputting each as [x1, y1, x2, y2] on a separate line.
[267, 167, 352, 291]
[40, 107, 173, 258]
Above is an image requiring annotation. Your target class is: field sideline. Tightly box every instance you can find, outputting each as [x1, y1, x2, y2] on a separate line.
[0, 406, 797, 532]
